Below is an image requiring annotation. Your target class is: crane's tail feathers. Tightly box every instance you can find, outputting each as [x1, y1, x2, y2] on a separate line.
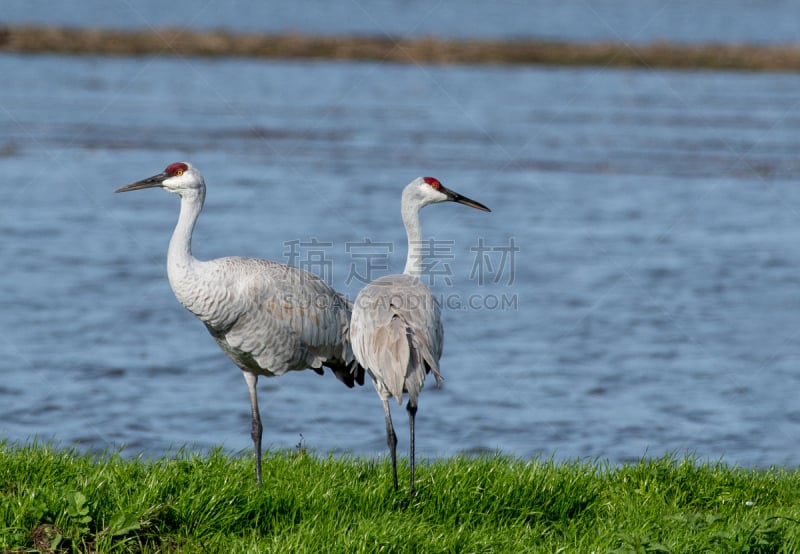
[336, 294, 366, 387]
[326, 359, 366, 388]
[352, 361, 366, 386]
[404, 325, 441, 405]
[426, 358, 443, 386]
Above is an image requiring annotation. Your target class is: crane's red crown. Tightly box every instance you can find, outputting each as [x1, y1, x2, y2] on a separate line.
[166, 162, 189, 176]
[422, 176, 442, 190]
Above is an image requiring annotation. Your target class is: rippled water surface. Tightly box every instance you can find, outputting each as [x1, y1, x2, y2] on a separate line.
[1, 51, 800, 467]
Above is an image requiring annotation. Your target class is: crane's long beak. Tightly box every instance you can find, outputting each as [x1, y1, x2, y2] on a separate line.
[115, 172, 168, 193]
[444, 187, 491, 212]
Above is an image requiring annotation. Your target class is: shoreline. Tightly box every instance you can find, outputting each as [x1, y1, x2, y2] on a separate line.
[1, 25, 800, 71]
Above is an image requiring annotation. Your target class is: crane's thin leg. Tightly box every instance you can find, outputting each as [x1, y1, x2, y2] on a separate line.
[407, 402, 418, 496]
[381, 397, 398, 490]
[243, 371, 263, 484]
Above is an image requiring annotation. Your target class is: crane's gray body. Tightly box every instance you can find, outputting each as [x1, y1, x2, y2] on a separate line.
[351, 273, 443, 406]
[172, 255, 360, 387]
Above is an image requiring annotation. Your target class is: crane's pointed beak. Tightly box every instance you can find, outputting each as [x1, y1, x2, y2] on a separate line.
[444, 187, 491, 212]
[115, 172, 168, 193]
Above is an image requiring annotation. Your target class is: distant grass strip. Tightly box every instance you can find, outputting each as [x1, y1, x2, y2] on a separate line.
[1, 442, 800, 552]
[2, 25, 800, 71]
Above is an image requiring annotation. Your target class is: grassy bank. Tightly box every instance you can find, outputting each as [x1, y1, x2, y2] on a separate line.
[2, 25, 800, 72]
[1, 443, 799, 552]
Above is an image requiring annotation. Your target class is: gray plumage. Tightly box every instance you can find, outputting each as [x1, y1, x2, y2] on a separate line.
[179, 256, 358, 385]
[351, 274, 443, 407]
[350, 176, 490, 493]
[117, 162, 364, 484]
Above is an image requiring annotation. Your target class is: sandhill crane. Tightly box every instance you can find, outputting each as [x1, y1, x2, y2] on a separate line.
[116, 162, 364, 484]
[350, 176, 490, 493]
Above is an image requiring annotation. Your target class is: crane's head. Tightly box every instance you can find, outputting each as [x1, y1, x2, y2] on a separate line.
[403, 176, 491, 212]
[115, 162, 204, 196]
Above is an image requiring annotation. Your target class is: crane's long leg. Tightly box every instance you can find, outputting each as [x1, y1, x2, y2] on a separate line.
[407, 402, 418, 496]
[243, 371, 263, 484]
[381, 397, 398, 490]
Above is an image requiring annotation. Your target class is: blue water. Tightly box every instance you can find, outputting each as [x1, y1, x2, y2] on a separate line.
[1, 3, 800, 468]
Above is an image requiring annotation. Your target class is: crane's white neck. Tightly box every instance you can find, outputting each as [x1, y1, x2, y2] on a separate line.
[402, 198, 424, 277]
[167, 187, 204, 283]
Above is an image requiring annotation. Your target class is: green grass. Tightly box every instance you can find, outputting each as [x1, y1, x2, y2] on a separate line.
[1, 442, 799, 553]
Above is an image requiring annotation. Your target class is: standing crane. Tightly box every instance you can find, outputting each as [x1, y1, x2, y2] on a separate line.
[350, 176, 490, 493]
[116, 162, 364, 484]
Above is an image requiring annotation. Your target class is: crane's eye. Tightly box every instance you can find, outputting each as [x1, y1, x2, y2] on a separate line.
[175, 169, 184, 176]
